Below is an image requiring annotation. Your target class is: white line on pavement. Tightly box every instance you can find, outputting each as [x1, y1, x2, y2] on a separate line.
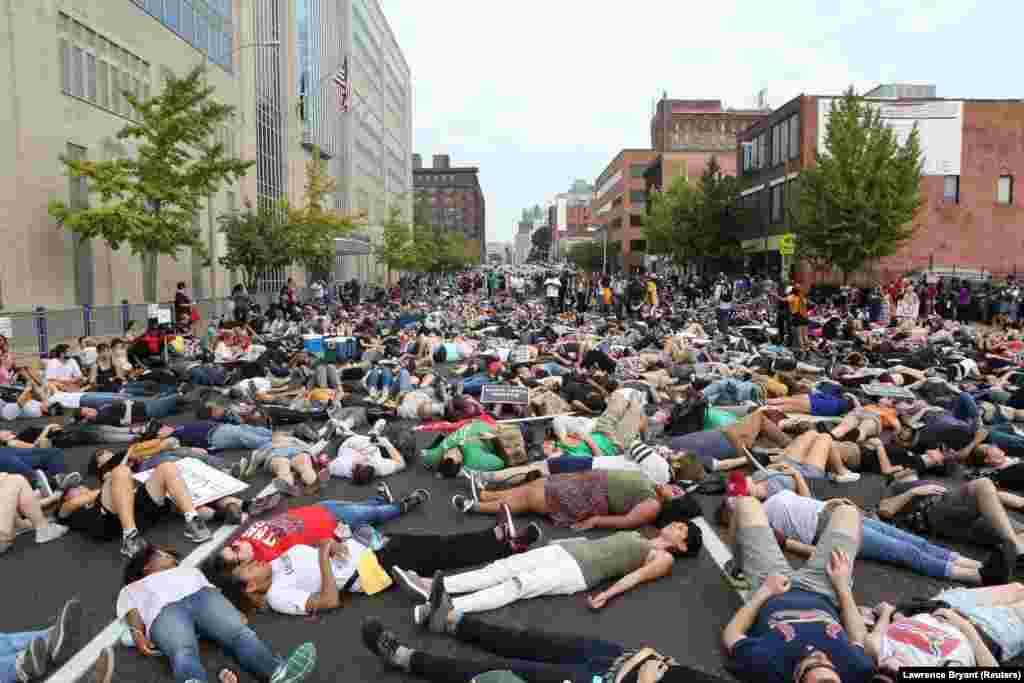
[48, 524, 239, 683]
[693, 516, 750, 602]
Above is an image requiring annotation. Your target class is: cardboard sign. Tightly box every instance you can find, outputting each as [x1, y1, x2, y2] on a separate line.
[0, 317, 11, 339]
[157, 308, 172, 325]
[134, 457, 248, 507]
[480, 384, 530, 405]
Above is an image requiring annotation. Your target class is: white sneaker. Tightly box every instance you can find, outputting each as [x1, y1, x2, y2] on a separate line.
[35, 523, 69, 544]
[369, 419, 387, 436]
[832, 471, 861, 484]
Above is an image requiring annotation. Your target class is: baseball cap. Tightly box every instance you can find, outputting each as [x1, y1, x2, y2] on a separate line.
[727, 471, 750, 497]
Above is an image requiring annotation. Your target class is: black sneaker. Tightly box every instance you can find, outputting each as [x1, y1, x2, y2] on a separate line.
[361, 618, 405, 669]
[981, 546, 1012, 586]
[400, 489, 430, 513]
[46, 598, 83, 666]
[510, 522, 542, 552]
[183, 517, 212, 543]
[426, 570, 452, 635]
[120, 531, 148, 558]
[15, 637, 48, 681]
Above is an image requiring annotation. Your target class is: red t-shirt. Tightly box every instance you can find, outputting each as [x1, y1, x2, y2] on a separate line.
[235, 505, 337, 562]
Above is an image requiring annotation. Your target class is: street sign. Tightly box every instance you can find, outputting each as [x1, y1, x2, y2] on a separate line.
[480, 384, 530, 405]
[779, 233, 796, 256]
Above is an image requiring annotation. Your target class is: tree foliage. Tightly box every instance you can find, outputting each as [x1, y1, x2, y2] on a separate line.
[217, 201, 293, 291]
[642, 156, 744, 270]
[790, 87, 923, 281]
[282, 148, 359, 275]
[565, 239, 621, 272]
[375, 207, 416, 278]
[528, 226, 552, 262]
[376, 204, 471, 274]
[48, 66, 252, 296]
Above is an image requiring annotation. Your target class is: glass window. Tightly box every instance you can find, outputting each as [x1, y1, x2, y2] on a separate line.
[70, 46, 84, 97]
[59, 39, 70, 93]
[998, 175, 1014, 205]
[109, 67, 120, 113]
[779, 121, 789, 165]
[943, 175, 959, 203]
[196, 15, 208, 55]
[789, 115, 800, 159]
[165, 0, 180, 29]
[181, 0, 194, 43]
[85, 52, 97, 101]
[146, 0, 164, 20]
[760, 134, 768, 169]
[96, 60, 108, 108]
[772, 125, 780, 165]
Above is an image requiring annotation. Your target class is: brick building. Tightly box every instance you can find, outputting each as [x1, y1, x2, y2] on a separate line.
[734, 86, 1024, 284]
[413, 154, 486, 263]
[548, 179, 595, 259]
[591, 149, 659, 272]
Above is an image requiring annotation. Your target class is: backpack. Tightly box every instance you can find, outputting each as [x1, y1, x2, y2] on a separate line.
[493, 424, 529, 466]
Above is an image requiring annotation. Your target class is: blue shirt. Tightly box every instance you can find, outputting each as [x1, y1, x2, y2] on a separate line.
[172, 422, 220, 450]
[730, 590, 874, 683]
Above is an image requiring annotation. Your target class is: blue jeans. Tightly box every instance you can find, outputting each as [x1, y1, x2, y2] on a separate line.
[702, 378, 759, 406]
[209, 424, 274, 451]
[189, 366, 228, 386]
[150, 588, 282, 683]
[0, 629, 48, 683]
[952, 392, 980, 428]
[547, 456, 594, 474]
[0, 447, 66, 478]
[318, 496, 403, 529]
[365, 368, 412, 396]
[987, 423, 1024, 451]
[461, 374, 494, 397]
[860, 518, 954, 579]
[79, 394, 180, 418]
[541, 362, 570, 377]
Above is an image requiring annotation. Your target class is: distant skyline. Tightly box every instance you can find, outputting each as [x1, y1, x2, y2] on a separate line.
[384, 0, 1015, 242]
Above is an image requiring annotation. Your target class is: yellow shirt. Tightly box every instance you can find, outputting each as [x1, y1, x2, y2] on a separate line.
[646, 281, 658, 306]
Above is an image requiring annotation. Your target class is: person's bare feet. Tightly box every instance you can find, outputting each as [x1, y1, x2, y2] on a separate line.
[218, 668, 239, 683]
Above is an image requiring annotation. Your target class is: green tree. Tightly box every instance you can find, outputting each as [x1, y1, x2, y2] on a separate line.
[565, 239, 621, 272]
[48, 66, 253, 300]
[790, 87, 923, 283]
[283, 148, 359, 278]
[217, 201, 293, 291]
[529, 226, 552, 261]
[375, 207, 416, 280]
[696, 156, 745, 262]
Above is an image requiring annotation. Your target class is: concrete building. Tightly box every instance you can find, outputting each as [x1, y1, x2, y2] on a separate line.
[590, 149, 658, 272]
[293, 0, 413, 286]
[413, 154, 486, 263]
[548, 179, 594, 259]
[734, 85, 1024, 283]
[0, 0, 247, 309]
[514, 220, 533, 265]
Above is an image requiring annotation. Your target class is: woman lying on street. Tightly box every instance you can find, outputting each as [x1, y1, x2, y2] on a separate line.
[207, 504, 542, 618]
[119, 545, 317, 683]
[361, 614, 729, 683]
[450, 469, 695, 531]
[397, 519, 702, 628]
[0, 472, 69, 554]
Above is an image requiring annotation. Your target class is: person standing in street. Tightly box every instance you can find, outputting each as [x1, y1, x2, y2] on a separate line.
[544, 274, 562, 315]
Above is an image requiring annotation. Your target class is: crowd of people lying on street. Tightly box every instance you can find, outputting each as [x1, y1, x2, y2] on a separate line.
[3, 266, 1024, 683]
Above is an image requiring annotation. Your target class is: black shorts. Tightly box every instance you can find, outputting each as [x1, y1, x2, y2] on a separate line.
[71, 487, 168, 540]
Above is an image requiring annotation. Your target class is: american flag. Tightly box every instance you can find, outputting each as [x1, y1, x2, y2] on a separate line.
[332, 57, 350, 113]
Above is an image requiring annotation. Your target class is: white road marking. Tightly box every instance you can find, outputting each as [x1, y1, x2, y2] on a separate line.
[47, 524, 239, 683]
[693, 515, 750, 602]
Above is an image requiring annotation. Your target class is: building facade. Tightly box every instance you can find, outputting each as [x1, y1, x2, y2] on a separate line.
[413, 154, 486, 263]
[590, 149, 658, 272]
[734, 88, 1024, 283]
[548, 179, 594, 259]
[0, 0, 249, 309]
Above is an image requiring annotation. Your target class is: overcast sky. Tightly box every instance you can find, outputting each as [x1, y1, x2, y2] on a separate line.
[384, 0, 1017, 244]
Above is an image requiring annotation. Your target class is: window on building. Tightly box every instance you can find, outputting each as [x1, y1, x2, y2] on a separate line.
[751, 138, 758, 169]
[789, 115, 800, 159]
[760, 134, 769, 169]
[181, 0, 194, 43]
[943, 175, 960, 203]
[998, 175, 1014, 205]
[84, 52, 96, 102]
[779, 121, 789, 166]
[630, 239, 646, 252]
[96, 60, 108, 108]
[772, 125, 780, 165]
[771, 184, 784, 223]
[629, 190, 647, 205]
[59, 39, 70, 93]
[630, 214, 644, 227]
[165, 0, 179, 29]
[70, 45, 84, 97]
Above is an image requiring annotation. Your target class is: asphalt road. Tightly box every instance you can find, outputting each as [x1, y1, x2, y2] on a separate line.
[3, 402, 1016, 682]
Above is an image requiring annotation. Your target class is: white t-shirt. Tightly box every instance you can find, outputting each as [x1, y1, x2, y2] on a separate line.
[328, 436, 403, 479]
[552, 416, 597, 442]
[46, 358, 83, 382]
[50, 392, 84, 409]
[267, 543, 367, 615]
[545, 279, 562, 298]
[881, 614, 974, 668]
[116, 567, 213, 634]
[763, 489, 823, 545]
[592, 454, 671, 486]
[236, 377, 272, 394]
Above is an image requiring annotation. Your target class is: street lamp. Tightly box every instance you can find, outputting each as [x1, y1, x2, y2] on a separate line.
[587, 225, 608, 275]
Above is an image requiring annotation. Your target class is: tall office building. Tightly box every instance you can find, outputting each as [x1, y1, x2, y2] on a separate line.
[0, 0, 246, 308]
